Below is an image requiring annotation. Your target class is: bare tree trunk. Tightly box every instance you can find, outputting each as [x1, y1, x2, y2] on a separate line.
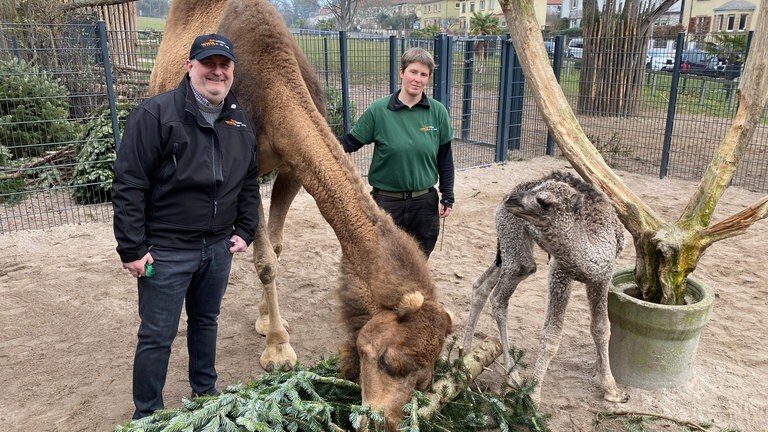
[578, 0, 678, 116]
[499, 0, 768, 304]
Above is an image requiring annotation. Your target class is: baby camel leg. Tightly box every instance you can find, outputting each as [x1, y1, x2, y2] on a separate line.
[586, 280, 629, 403]
[463, 263, 501, 351]
[491, 261, 535, 379]
[530, 264, 572, 405]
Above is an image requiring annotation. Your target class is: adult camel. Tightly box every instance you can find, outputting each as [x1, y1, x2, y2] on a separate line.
[149, 0, 453, 428]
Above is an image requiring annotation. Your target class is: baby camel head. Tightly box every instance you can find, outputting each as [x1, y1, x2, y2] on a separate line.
[504, 179, 583, 227]
[355, 292, 453, 430]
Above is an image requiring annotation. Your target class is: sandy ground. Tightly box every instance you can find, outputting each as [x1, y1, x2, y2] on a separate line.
[1, 156, 766, 432]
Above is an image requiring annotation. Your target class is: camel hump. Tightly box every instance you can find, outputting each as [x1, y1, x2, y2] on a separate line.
[395, 292, 424, 318]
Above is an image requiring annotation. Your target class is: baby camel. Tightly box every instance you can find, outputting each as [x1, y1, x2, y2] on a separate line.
[463, 171, 629, 405]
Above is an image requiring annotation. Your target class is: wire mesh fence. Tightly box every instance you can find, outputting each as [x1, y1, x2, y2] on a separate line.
[1, 21, 766, 234]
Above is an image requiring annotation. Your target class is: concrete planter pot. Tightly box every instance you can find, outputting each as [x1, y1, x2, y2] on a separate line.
[607, 267, 715, 390]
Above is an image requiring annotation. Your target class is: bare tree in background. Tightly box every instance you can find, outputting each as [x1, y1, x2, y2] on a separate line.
[1, 0, 134, 22]
[578, 0, 678, 116]
[324, 0, 360, 30]
[270, 0, 320, 26]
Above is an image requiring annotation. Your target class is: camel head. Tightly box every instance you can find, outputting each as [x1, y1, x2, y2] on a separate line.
[353, 292, 452, 430]
[504, 178, 583, 227]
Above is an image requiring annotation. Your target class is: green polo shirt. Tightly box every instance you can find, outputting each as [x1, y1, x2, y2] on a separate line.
[350, 91, 453, 192]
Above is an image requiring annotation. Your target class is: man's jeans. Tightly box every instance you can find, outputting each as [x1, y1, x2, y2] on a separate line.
[132, 239, 233, 419]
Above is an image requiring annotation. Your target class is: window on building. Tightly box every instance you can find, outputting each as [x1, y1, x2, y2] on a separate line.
[716, 15, 723, 31]
[480, 0, 485, 10]
[470, 1, 475, 12]
[490, 0, 495, 10]
[739, 14, 748, 31]
[456, 2, 460, 8]
[727, 14, 735, 31]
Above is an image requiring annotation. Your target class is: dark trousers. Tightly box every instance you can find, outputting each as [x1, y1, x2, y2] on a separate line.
[132, 239, 233, 419]
[372, 188, 440, 258]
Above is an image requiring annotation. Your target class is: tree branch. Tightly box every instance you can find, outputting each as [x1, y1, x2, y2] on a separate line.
[417, 338, 502, 419]
[591, 409, 709, 431]
[699, 195, 768, 244]
[644, 0, 680, 27]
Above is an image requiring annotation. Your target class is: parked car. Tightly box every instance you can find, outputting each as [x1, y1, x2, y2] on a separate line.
[646, 48, 674, 71]
[663, 49, 741, 79]
[567, 38, 583, 59]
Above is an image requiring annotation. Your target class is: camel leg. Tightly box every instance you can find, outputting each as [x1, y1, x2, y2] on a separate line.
[253, 171, 301, 372]
[530, 263, 572, 406]
[463, 263, 501, 351]
[586, 280, 629, 403]
[254, 172, 300, 335]
[490, 265, 532, 380]
[489, 223, 536, 374]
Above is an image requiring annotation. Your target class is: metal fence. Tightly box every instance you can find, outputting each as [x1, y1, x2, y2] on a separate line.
[1, 21, 766, 233]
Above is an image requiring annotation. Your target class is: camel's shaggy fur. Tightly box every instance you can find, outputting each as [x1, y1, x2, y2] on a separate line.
[150, 0, 452, 428]
[463, 171, 629, 405]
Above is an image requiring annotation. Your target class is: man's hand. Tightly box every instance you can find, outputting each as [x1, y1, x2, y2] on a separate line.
[123, 252, 153, 278]
[228, 235, 248, 253]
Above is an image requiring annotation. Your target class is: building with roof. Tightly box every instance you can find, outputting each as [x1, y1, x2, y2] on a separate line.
[682, 0, 758, 35]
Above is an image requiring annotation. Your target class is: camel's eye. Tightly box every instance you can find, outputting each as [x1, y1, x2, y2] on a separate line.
[377, 351, 392, 374]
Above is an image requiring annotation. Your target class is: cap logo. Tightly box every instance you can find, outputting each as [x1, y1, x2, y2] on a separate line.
[201, 39, 230, 50]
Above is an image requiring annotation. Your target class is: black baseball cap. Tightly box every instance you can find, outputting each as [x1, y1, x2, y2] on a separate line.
[188, 33, 236, 62]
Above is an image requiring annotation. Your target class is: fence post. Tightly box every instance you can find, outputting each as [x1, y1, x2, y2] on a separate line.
[495, 37, 513, 162]
[389, 35, 398, 94]
[460, 39, 475, 141]
[322, 36, 329, 86]
[546, 35, 565, 156]
[97, 20, 121, 151]
[660, 31, 685, 179]
[339, 30, 351, 134]
[432, 33, 451, 111]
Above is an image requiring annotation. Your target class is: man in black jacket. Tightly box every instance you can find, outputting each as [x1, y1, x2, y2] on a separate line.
[112, 33, 260, 420]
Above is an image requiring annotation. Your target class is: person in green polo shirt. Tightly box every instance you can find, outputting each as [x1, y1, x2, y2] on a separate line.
[338, 47, 455, 259]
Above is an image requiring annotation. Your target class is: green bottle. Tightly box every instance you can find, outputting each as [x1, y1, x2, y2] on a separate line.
[145, 263, 155, 278]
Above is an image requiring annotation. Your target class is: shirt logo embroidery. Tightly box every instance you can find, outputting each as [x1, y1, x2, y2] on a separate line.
[420, 125, 437, 133]
[225, 119, 247, 128]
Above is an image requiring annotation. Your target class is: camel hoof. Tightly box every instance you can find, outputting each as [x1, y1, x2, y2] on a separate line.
[260, 343, 297, 373]
[604, 389, 630, 403]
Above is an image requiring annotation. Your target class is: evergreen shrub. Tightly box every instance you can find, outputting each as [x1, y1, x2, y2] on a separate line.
[70, 102, 135, 205]
[0, 59, 78, 158]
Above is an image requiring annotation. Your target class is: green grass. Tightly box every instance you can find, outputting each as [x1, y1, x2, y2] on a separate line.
[135, 16, 166, 32]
